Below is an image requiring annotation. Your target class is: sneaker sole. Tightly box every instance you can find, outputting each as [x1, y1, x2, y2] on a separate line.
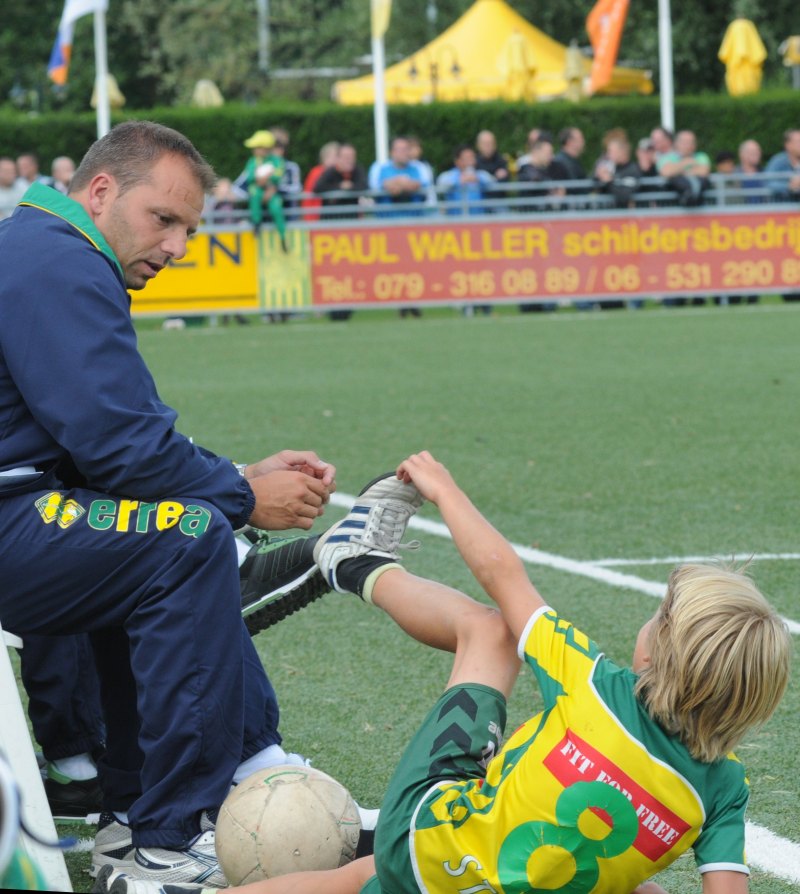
[53, 810, 101, 824]
[241, 563, 331, 636]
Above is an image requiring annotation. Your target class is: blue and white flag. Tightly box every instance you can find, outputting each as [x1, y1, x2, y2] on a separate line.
[48, 0, 108, 85]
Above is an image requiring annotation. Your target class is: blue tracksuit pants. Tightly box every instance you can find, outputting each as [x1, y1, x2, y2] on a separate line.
[0, 486, 280, 848]
[19, 632, 106, 761]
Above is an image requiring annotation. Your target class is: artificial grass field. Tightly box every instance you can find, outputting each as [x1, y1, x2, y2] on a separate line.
[38, 301, 800, 891]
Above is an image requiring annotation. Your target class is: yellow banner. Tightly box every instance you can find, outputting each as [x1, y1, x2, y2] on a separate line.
[131, 230, 313, 316]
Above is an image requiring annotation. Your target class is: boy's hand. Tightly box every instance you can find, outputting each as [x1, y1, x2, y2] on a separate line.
[397, 451, 456, 504]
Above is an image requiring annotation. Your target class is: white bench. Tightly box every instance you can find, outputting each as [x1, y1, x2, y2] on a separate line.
[0, 622, 73, 891]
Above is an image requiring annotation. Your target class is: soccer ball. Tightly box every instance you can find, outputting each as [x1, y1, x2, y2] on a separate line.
[215, 764, 362, 884]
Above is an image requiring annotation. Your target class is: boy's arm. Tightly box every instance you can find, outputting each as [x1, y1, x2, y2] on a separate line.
[397, 452, 545, 640]
[628, 869, 748, 894]
[703, 871, 748, 894]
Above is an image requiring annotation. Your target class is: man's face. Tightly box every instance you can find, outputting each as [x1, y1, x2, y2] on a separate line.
[17, 155, 38, 182]
[785, 131, 800, 162]
[738, 140, 761, 169]
[390, 139, 411, 166]
[0, 160, 16, 187]
[477, 131, 496, 157]
[95, 154, 204, 290]
[337, 146, 357, 173]
[532, 141, 553, 167]
[52, 158, 75, 186]
[650, 128, 671, 155]
[675, 131, 696, 157]
[456, 148, 476, 170]
[607, 139, 630, 165]
[567, 129, 585, 157]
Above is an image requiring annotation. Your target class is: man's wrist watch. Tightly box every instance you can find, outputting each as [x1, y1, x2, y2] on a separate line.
[233, 462, 248, 477]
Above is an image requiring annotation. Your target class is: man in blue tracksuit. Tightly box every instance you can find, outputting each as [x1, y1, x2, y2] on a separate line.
[0, 121, 336, 887]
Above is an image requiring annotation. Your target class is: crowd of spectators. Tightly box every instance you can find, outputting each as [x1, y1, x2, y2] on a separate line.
[199, 123, 800, 231]
[0, 151, 77, 219]
[5, 123, 799, 317]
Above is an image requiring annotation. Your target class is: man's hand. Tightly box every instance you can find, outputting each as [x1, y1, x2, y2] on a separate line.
[632, 883, 669, 894]
[243, 450, 336, 530]
[245, 450, 336, 493]
[247, 470, 329, 530]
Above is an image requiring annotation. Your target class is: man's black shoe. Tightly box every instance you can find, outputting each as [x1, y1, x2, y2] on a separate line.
[45, 774, 103, 822]
[239, 532, 331, 635]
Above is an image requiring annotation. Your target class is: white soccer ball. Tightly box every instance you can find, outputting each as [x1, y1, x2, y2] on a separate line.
[215, 764, 362, 884]
[255, 163, 275, 182]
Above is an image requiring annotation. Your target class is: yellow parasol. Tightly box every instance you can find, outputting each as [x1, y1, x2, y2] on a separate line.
[718, 18, 767, 96]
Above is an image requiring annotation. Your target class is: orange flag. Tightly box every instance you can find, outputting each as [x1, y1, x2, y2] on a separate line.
[586, 0, 630, 94]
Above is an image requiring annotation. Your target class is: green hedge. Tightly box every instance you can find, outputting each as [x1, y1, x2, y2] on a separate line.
[2, 89, 798, 181]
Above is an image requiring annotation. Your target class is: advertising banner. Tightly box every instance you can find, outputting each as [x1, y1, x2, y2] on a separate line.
[132, 210, 800, 316]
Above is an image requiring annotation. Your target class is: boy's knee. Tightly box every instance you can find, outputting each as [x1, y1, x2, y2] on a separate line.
[460, 605, 515, 651]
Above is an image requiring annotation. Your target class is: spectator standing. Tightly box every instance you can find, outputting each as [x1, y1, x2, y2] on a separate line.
[374, 137, 426, 317]
[764, 129, 800, 301]
[650, 126, 674, 162]
[475, 129, 509, 207]
[301, 142, 339, 222]
[15, 152, 49, 189]
[314, 143, 369, 220]
[550, 126, 588, 195]
[234, 129, 288, 251]
[269, 127, 303, 211]
[436, 144, 494, 216]
[514, 128, 547, 174]
[633, 137, 659, 194]
[0, 158, 26, 219]
[657, 129, 711, 207]
[764, 128, 800, 201]
[374, 136, 425, 217]
[437, 144, 495, 316]
[516, 137, 563, 209]
[50, 156, 76, 195]
[659, 132, 711, 304]
[737, 138, 763, 197]
[593, 136, 641, 209]
[407, 135, 437, 207]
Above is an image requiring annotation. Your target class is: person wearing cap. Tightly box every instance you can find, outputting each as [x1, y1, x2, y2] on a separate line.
[233, 130, 288, 252]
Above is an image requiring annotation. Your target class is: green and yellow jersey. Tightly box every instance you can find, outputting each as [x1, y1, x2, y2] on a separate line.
[410, 606, 749, 893]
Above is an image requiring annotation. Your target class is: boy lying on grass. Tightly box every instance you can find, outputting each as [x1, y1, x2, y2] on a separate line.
[99, 453, 791, 894]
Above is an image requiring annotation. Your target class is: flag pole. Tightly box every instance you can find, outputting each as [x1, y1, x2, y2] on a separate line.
[93, 7, 110, 137]
[657, 0, 675, 131]
[372, 32, 388, 165]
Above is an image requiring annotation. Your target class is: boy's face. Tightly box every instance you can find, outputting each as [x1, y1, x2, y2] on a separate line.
[632, 615, 655, 672]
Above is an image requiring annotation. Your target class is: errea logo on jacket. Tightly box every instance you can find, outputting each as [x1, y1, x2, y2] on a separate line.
[35, 493, 212, 538]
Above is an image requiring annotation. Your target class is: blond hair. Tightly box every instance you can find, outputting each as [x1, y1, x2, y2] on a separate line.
[635, 563, 791, 763]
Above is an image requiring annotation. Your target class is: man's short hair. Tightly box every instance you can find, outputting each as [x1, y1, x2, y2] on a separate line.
[635, 563, 790, 763]
[70, 120, 216, 196]
[453, 143, 474, 163]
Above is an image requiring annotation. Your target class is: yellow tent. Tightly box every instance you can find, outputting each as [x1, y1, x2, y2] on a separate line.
[333, 0, 653, 105]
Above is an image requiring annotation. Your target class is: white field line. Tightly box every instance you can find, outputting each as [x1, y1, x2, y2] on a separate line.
[594, 553, 800, 566]
[330, 491, 800, 884]
[746, 822, 800, 883]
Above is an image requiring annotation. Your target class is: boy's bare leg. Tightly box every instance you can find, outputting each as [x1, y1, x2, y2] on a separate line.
[369, 568, 521, 699]
[222, 855, 375, 894]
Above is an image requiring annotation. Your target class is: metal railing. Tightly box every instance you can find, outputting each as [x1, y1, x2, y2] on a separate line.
[202, 171, 797, 230]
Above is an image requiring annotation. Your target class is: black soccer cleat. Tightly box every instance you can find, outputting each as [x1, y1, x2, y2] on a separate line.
[239, 532, 331, 635]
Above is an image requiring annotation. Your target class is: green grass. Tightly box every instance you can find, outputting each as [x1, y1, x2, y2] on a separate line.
[19, 301, 800, 891]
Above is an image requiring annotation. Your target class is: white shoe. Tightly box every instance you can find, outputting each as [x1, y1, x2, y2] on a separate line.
[314, 472, 423, 592]
[91, 812, 134, 878]
[95, 831, 226, 890]
[93, 865, 208, 894]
